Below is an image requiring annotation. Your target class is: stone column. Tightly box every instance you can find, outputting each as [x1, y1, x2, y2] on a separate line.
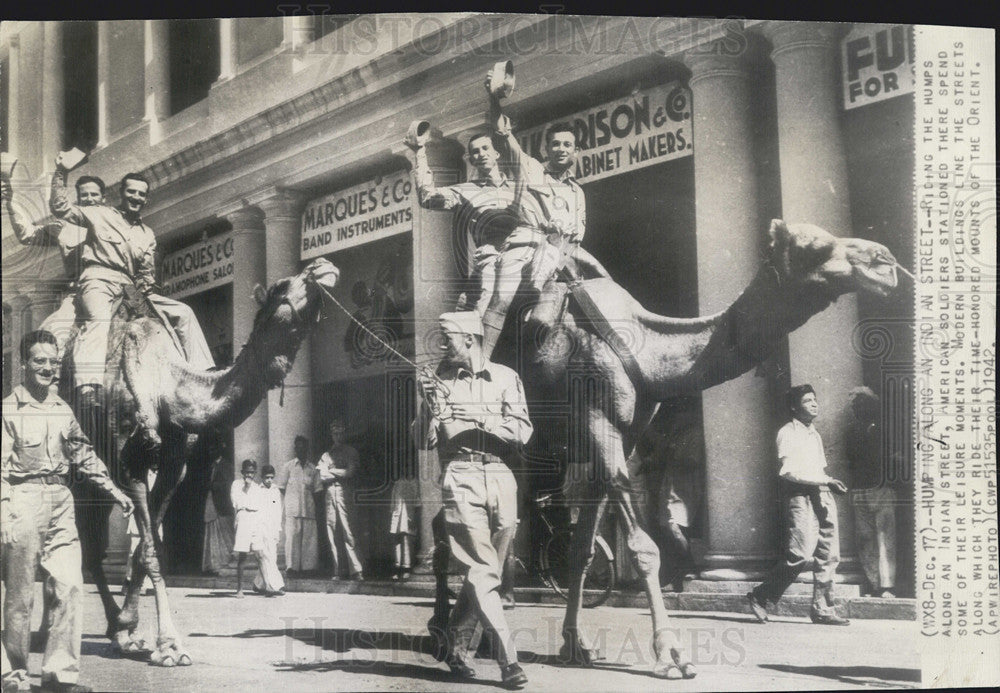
[218, 18, 237, 82]
[96, 22, 110, 147]
[256, 189, 311, 474]
[408, 136, 466, 571]
[686, 45, 776, 578]
[143, 20, 170, 142]
[282, 15, 315, 52]
[762, 21, 861, 562]
[223, 206, 269, 475]
[41, 22, 65, 166]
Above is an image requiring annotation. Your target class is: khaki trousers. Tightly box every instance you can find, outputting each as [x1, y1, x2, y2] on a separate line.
[2, 484, 83, 685]
[441, 459, 519, 667]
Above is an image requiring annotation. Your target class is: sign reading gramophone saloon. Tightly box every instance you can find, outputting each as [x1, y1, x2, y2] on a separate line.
[514, 81, 693, 184]
[160, 232, 235, 299]
[301, 170, 414, 260]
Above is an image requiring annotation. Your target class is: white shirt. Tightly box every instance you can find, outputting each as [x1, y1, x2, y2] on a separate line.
[776, 418, 829, 485]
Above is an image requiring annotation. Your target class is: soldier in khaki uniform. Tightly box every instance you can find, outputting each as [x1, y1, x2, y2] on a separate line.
[1, 330, 133, 693]
[48, 163, 215, 408]
[413, 311, 532, 689]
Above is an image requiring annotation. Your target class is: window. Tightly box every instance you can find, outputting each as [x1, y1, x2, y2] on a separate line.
[168, 19, 220, 115]
[62, 21, 98, 152]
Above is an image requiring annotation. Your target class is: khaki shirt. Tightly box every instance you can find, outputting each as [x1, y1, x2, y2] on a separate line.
[317, 445, 360, 487]
[1, 385, 118, 502]
[410, 146, 521, 248]
[413, 358, 533, 458]
[50, 172, 157, 292]
[495, 114, 587, 246]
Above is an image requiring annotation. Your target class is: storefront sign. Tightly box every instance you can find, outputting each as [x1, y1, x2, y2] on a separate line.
[301, 171, 414, 260]
[515, 81, 692, 185]
[160, 232, 235, 299]
[842, 24, 914, 110]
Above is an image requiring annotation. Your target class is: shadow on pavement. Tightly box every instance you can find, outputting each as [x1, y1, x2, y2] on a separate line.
[185, 591, 244, 598]
[273, 658, 508, 688]
[760, 664, 921, 685]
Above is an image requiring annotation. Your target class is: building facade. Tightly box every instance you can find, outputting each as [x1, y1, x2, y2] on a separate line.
[1, 16, 915, 588]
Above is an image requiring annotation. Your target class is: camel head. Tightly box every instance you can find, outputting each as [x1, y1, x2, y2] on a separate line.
[247, 258, 339, 387]
[767, 219, 899, 298]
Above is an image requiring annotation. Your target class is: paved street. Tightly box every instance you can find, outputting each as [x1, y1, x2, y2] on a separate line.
[20, 586, 920, 691]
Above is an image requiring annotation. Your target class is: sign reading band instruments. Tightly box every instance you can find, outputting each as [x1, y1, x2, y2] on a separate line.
[842, 24, 915, 109]
[515, 81, 693, 184]
[160, 232, 235, 299]
[301, 170, 414, 260]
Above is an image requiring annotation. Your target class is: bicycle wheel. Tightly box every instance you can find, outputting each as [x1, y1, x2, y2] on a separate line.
[541, 529, 616, 608]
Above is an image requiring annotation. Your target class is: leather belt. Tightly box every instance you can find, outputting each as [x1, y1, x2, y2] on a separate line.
[10, 474, 68, 486]
[448, 452, 504, 464]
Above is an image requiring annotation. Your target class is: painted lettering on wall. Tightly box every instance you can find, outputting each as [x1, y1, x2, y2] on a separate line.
[301, 171, 414, 260]
[515, 81, 692, 184]
[843, 25, 915, 109]
[160, 233, 235, 299]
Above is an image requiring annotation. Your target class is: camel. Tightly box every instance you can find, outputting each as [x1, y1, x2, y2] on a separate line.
[64, 257, 340, 666]
[496, 219, 900, 678]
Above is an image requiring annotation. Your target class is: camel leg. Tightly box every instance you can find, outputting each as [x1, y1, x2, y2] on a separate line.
[558, 489, 608, 666]
[143, 442, 192, 667]
[609, 467, 696, 679]
[122, 328, 161, 447]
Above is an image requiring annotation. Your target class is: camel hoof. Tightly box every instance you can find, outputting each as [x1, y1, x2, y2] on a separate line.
[653, 662, 684, 680]
[681, 663, 697, 679]
[558, 634, 601, 667]
[150, 641, 190, 667]
[113, 632, 148, 655]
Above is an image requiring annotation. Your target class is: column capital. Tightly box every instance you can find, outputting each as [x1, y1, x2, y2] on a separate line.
[219, 204, 266, 230]
[759, 21, 843, 59]
[684, 45, 754, 86]
[249, 187, 309, 219]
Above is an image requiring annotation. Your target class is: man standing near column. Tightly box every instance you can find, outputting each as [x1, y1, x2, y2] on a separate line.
[316, 420, 365, 582]
[2, 330, 133, 693]
[48, 162, 215, 411]
[276, 435, 320, 576]
[413, 311, 532, 689]
[747, 385, 850, 626]
[846, 387, 897, 598]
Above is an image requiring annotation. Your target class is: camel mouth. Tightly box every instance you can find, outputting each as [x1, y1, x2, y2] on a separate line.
[855, 262, 897, 296]
[308, 263, 340, 290]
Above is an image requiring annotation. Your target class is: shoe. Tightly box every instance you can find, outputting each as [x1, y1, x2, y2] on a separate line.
[39, 681, 93, 693]
[401, 571, 410, 580]
[747, 592, 768, 623]
[234, 590, 245, 599]
[501, 663, 528, 689]
[330, 575, 341, 582]
[880, 589, 896, 599]
[351, 572, 365, 582]
[810, 611, 850, 626]
[445, 656, 476, 679]
[391, 573, 400, 581]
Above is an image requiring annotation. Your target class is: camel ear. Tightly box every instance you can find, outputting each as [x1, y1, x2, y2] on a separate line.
[253, 284, 267, 307]
[768, 219, 790, 249]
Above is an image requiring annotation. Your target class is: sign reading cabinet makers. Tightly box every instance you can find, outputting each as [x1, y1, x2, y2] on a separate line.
[301, 170, 414, 260]
[160, 232, 235, 299]
[514, 81, 693, 185]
